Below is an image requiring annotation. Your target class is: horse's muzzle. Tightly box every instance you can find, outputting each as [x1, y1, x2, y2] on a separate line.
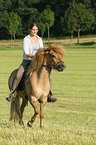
[55, 63, 66, 71]
[58, 64, 66, 71]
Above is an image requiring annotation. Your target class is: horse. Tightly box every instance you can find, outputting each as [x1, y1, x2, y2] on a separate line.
[8, 45, 66, 128]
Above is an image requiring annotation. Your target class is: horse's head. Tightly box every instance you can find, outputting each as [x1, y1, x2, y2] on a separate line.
[44, 45, 66, 72]
[28, 45, 66, 74]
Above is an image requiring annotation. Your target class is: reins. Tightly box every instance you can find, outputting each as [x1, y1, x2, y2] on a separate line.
[42, 61, 64, 68]
[42, 64, 52, 68]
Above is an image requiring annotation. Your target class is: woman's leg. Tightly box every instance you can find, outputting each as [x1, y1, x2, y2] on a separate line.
[12, 65, 24, 91]
[6, 60, 31, 102]
[47, 75, 57, 103]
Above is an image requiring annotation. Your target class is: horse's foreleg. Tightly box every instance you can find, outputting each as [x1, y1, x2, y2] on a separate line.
[40, 97, 47, 128]
[19, 98, 28, 126]
[28, 97, 39, 127]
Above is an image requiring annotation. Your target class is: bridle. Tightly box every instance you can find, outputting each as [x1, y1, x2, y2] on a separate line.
[42, 52, 64, 69]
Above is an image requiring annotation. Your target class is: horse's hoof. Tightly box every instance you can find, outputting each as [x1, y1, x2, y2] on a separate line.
[27, 121, 32, 127]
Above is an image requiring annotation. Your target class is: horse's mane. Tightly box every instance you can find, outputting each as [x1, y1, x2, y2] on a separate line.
[48, 44, 65, 57]
[27, 45, 65, 74]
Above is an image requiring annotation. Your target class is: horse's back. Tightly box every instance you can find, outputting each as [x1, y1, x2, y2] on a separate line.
[8, 69, 18, 90]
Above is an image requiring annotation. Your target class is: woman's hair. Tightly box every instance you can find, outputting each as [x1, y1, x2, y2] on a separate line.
[29, 22, 37, 29]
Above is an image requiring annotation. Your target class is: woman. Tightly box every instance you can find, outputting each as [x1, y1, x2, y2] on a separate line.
[6, 22, 57, 103]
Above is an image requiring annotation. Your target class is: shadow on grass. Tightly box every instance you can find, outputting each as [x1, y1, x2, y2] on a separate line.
[44, 41, 96, 47]
[69, 41, 96, 49]
[79, 41, 96, 46]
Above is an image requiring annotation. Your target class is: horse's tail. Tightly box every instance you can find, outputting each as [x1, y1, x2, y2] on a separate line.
[10, 96, 21, 121]
[8, 69, 20, 121]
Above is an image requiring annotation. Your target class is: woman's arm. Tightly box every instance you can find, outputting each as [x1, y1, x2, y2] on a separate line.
[27, 53, 34, 58]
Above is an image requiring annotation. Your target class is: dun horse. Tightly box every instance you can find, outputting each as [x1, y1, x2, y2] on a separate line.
[8, 45, 66, 127]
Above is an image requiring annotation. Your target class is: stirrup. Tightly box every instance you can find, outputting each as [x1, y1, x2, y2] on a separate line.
[6, 91, 17, 102]
[6, 96, 15, 102]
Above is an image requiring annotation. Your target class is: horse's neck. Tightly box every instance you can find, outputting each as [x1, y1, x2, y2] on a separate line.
[35, 66, 51, 83]
[30, 66, 51, 85]
[36, 57, 51, 82]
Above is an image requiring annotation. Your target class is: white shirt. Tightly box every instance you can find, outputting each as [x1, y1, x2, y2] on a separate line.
[22, 34, 43, 61]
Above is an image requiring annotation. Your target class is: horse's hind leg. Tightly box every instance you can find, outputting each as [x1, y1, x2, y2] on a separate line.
[27, 96, 39, 127]
[19, 98, 28, 126]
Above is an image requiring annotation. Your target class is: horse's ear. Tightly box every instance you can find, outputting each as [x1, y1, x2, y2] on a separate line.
[48, 44, 54, 53]
[44, 47, 50, 54]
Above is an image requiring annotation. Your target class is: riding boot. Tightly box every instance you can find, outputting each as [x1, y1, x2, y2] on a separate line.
[47, 90, 57, 103]
[6, 90, 17, 102]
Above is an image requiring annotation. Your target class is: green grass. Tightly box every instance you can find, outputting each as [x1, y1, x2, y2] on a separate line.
[0, 42, 96, 145]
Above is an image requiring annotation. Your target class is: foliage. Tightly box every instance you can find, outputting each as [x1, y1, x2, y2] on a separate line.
[75, 2, 94, 43]
[0, 10, 8, 28]
[75, 3, 94, 31]
[7, 12, 21, 47]
[38, 16, 46, 37]
[0, 0, 12, 39]
[0, 0, 12, 10]
[7, 12, 21, 38]
[63, 1, 95, 43]
[19, 7, 39, 35]
[0, 0, 96, 39]
[41, 8, 54, 28]
[61, 2, 77, 33]
[39, 8, 54, 38]
[77, 0, 91, 7]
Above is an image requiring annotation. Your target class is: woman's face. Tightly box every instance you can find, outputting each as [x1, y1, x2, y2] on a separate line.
[29, 25, 38, 36]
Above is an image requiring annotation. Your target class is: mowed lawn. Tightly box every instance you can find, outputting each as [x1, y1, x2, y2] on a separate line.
[0, 43, 96, 145]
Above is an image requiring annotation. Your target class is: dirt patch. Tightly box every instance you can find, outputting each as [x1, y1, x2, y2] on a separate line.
[0, 37, 96, 47]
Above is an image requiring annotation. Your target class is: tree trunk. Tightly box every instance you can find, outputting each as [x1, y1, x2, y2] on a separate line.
[71, 31, 73, 47]
[48, 26, 50, 44]
[77, 28, 80, 44]
[42, 32, 44, 38]
[14, 34, 15, 46]
[11, 35, 12, 48]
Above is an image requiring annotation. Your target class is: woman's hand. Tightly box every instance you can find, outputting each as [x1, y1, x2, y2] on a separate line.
[27, 53, 34, 58]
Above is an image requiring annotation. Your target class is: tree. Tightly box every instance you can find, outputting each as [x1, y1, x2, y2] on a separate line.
[7, 12, 21, 47]
[38, 15, 46, 38]
[63, 1, 94, 44]
[75, 3, 94, 43]
[0, 0, 12, 39]
[0, 10, 9, 28]
[0, 0, 96, 39]
[62, 1, 78, 45]
[0, 0, 12, 10]
[77, 0, 91, 7]
[40, 8, 55, 40]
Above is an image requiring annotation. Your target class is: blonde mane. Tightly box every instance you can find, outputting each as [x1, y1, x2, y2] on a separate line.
[28, 45, 65, 74]
[48, 44, 65, 57]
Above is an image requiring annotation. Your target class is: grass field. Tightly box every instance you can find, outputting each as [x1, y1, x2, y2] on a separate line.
[0, 39, 96, 145]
